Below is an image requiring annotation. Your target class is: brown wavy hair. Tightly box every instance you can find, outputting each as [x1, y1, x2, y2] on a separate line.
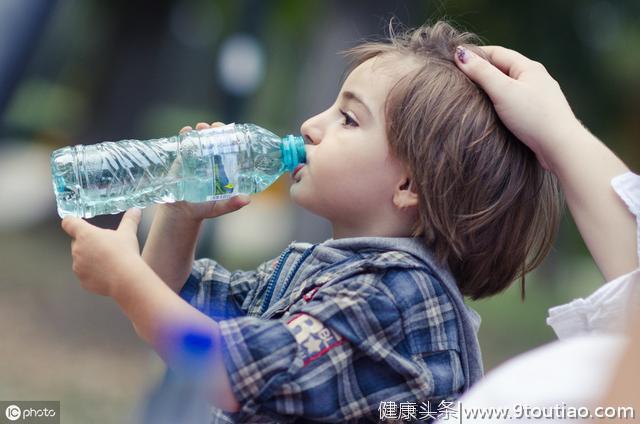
[343, 21, 563, 300]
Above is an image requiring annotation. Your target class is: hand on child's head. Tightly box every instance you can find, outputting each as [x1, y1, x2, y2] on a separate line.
[453, 45, 580, 172]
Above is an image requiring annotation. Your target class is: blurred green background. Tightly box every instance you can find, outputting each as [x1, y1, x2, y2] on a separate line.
[0, 0, 638, 422]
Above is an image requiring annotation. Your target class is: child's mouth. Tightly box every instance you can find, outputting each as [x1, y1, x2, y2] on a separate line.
[292, 164, 305, 180]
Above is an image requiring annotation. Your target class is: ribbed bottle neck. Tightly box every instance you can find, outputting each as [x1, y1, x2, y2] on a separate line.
[280, 135, 306, 172]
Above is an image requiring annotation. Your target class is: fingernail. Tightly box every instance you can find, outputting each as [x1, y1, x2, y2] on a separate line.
[239, 195, 251, 204]
[456, 46, 472, 64]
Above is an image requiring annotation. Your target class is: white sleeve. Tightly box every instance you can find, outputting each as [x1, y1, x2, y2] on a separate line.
[546, 172, 640, 340]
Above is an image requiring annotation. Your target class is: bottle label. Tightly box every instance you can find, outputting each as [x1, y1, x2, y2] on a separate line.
[195, 124, 244, 197]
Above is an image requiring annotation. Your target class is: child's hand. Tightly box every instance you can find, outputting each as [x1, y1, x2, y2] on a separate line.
[454, 45, 582, 171]
[61, 208, 143, 298]
[162, 121, 251, 222]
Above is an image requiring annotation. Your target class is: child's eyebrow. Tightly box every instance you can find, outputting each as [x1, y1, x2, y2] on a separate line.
[341, 91, 372, 117]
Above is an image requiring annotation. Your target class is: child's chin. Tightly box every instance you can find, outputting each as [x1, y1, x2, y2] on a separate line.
[289, 184, 312, 209]
[289, 183, 303, 203]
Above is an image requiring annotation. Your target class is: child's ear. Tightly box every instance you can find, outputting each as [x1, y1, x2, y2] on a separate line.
[393, 178, 419, 210]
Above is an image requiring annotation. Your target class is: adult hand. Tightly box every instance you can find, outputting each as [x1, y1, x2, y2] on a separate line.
[454, 45, 638, 282]
[454, 45, 582, 171]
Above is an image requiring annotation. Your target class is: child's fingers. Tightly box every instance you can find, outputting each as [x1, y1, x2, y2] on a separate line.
[118, 208, 142, 234]
[454, 46, 515, 103]
[61, 216, 90, 238]
[181, 122, 223, 134]
[210, 195, 251, 217]
[234, 194, 251, 206]
[167, 156, 183, 178]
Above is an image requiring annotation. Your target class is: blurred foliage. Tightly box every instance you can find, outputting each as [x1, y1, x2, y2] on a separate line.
[3, 1, 639, 163]
[0, 0, 638, 421]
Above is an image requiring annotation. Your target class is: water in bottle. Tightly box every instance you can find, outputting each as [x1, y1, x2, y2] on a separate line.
[50, 123, 306, 218]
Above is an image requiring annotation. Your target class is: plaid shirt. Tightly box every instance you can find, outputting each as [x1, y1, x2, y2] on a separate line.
[178, 240, 476, 423]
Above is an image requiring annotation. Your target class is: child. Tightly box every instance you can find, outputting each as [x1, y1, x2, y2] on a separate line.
[62, 21, 564, 422]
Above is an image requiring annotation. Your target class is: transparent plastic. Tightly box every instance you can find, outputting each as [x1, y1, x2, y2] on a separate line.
[50, 123, 306, 218]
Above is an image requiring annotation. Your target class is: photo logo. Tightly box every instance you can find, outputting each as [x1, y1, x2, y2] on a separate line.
[0, 401, 59, 423]
[4, 405, 20, 421]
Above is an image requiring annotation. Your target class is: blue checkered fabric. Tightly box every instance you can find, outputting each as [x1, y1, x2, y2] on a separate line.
[178, 239, 480, 423]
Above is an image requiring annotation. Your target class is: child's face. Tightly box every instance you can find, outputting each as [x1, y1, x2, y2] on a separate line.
[291, 55, 416, 237]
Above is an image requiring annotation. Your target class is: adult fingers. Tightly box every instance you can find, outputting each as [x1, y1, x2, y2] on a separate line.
[118, 208, 142, 234]
[454, 46, 515, 101]
[479, 46, 534, 79]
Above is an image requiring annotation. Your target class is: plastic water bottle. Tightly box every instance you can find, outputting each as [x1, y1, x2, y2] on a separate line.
[50, 123, 306, 218]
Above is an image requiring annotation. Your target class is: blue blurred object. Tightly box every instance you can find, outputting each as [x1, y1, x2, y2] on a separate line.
[136, 329, 215, 424]
[183, 330, 214, 356]
[0, 0, 55, 121]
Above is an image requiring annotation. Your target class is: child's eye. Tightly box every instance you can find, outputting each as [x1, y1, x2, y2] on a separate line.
[340, 110, 358, 128]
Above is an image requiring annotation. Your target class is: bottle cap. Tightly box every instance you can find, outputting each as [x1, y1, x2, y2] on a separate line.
[281, 135, 306, 172]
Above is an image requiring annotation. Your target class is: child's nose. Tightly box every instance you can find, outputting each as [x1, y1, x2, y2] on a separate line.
[300, 118, 322, 146]
[301, 127, 321, 146]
